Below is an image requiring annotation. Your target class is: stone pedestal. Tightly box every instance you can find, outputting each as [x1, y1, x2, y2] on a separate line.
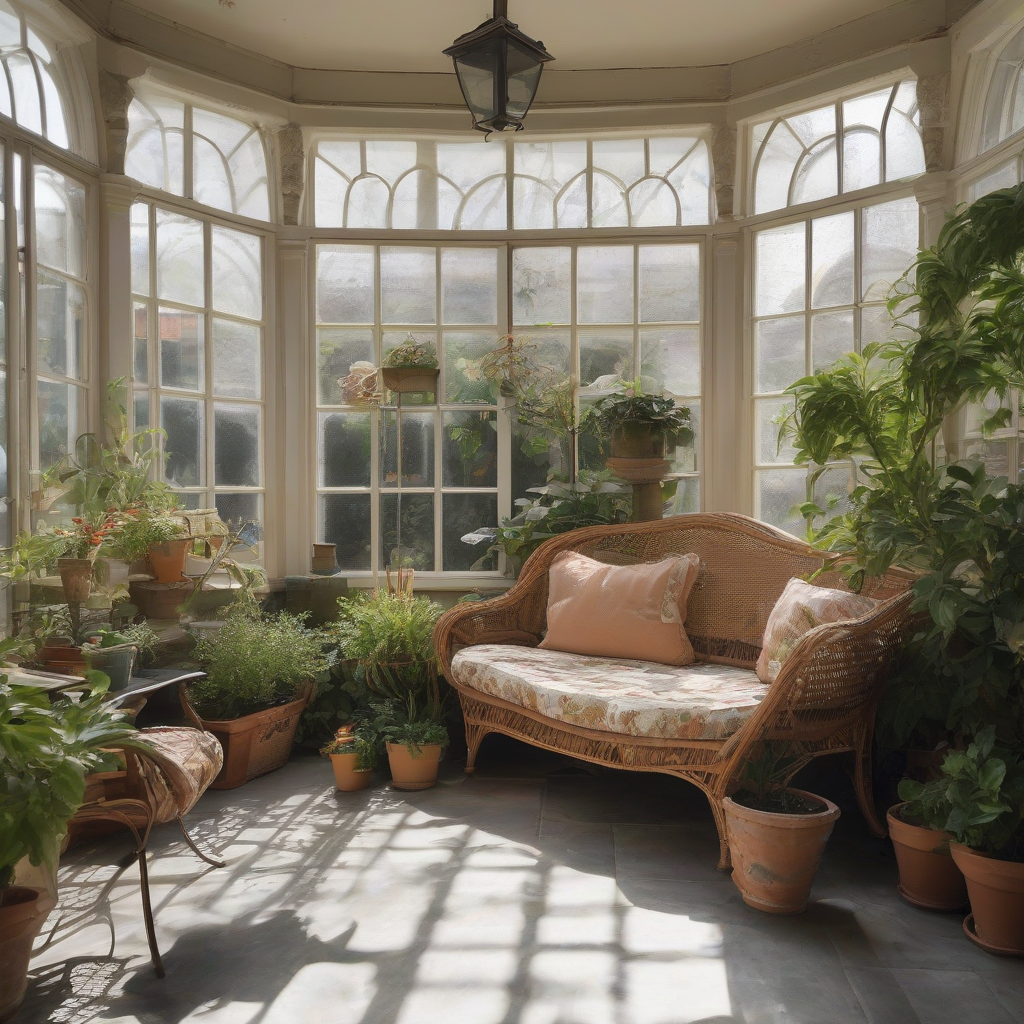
[605, 457, 672, 522]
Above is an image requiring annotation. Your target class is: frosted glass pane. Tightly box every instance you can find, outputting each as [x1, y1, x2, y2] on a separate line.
[514, 140, 587, 228]
[814, 465, 855, 519]
[321, 493, 371, 571]
[754, 122, 806, 215]
[380, 409, 434, 487]
[212, 226, 262, 320]
[664, 476, 700, 516]
[192, 136, 232, 214]
[156, 211, 204, 307]
[757, 468, 807, 536]
[193, 108, 270, 220]
[213, 319, 260, 399]
[555, 175, 589, 228]
[134, 391, 149, 432]
[34, 166, 86, 278]
[844, 88, 889, 134]
[131, 203, 150, 296]
[591, 171, 629, 228]
[578, 246, 634, 324]
[756, 397, 797, 464]
[755, 224, 805, 316]
[366, 140, 417, 184]
[314, 156, 348, 228]
[579, 330, 632, 386]
[381, 247, 436, 325]
[792, 138, 839, 206]
[36, 273, 85, 380]
[38, 380, 81, 471]
[967, 162, 1018, 202]
[442, 248, 497, 325]
[443, 410, 497, 487]
[755, 316, 805, 394]
[437, 140, 507, 230]
[444, 332, 497, 404]
[39, 65, 67, 149]
[125, 96, 185, 195]
[811, 310, 854, 372]
[347, 176, 390, 229]
[593, 139, 645, 187]
[843, 128, 882, 192]
[811, 211, 854, 308]
[317, 245, 374, 324]
[639, 244, 700, 323]
[456, 175, 507, 231]
[161, 395, 204, 487]
[318, 328, 375, 406]
[668, 399, 700, 474]
[380, 492, 434, 571]
[630, 178, 680, 227]
[640, 327, 699, 396]
[862, 303, 916, 347]
[319, 411, 372, 487]
[9, 52, 41, 136]
[789, 105, 837, 147]
[512, 247, 570, 325]
[524, 329, 571, 377]
[862, 198, 919, 301]
[443, 493, 498, 571]
[159, 307, 204, 391]
[214, 403, 260, 487]
[885, 111, 926, 181]
[133, 303, 147, 384]
[215, 494, 262, 550]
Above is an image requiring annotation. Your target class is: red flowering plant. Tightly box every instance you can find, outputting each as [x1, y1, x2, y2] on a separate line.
[46, 510, 124, 561]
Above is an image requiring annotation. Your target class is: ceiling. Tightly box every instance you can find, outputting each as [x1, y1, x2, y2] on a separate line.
[126, 0, 908, 73]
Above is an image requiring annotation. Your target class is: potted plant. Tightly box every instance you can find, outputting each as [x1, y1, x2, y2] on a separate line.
[321, 723, 377, 792]
[722, 747, 841, 914]
[187, 609, 330, 789]
[593, 381, 693, 460]
[380, 713, 448, 791]
[81, 628, 140, 692]
[903, 728, 1024, 954]
[0, 679, 136, 1022]
[381, 334, 440, 394]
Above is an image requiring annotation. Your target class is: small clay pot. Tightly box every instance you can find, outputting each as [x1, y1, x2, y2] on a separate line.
[950, 843, 1024, 954]
[610, 422, 666, 460]
[887, 804, 967, 911]
[386, 741, 441, 791]
[57, 557, 93, 602]
[330, 752, 372, 792]
[0, 886, 50, 1023]
[723, 789, 840, 914]
[147, 539, 190, 583]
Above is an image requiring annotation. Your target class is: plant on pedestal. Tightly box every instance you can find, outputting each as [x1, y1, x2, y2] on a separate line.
[593, 382, 693, 460]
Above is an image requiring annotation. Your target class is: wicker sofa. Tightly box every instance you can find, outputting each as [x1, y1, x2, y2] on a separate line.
[435, 512, 918, 868]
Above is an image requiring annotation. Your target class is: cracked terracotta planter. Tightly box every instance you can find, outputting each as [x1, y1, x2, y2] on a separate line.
[723, 789, 840, 914]
[887, 804, 967, 911]
[950, 843, 1024, 955]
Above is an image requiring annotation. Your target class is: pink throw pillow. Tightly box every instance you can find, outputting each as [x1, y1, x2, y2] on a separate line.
[756, 577, 881, 684]
[539, 551, 701, 666]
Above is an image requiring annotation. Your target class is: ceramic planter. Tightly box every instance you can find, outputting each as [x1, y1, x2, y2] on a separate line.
[330, 752, 373, 792]
[887, 804, 967, 911]
[386, 741, 441, 790]
[84, 643, 137, 693]
[723, 789, 841, 914]
[57, 557, 93, 602]
[950, 843, 1024, 955]
[381, 366, 440, 395]
[610, 422, 666, 460]
[147, 538, 190, 582]
[0, 886, 50, 1023]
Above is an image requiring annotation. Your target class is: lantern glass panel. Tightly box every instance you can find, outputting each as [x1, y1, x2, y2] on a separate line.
[506, 40, 543, 120]
[455, 44, 499, 121]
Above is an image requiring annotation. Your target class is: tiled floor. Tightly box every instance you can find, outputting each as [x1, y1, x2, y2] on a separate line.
[18, 738, 1024, 1024]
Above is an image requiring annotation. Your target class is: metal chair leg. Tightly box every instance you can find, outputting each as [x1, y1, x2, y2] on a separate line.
[177, 817, 226, 868]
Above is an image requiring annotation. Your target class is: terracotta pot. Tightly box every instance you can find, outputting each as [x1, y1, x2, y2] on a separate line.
[386, 742, 441, 791]
[887, 804, 967, 911]
[36, 639, 86, 676]
[950, 843, 1024, 954]
[0, 886, 50, 1023]
[330, 752, 373, 792]
[610, 422, 666, 460]
[57, 557, 93, 602]
[147, 539, 190, 583]
[723, 789, 841, 914]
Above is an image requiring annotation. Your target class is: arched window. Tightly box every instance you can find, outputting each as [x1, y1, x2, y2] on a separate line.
[980, 24, 1024, 153]
[751, 79, 925, 215]
[0, 0, 69, 149]
[125, 93, 271, 221]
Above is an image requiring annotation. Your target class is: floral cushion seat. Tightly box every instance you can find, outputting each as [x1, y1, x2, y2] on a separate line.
[450, 644, 769, 741]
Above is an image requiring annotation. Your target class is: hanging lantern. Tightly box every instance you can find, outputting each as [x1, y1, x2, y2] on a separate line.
[443, 0, 554, 133]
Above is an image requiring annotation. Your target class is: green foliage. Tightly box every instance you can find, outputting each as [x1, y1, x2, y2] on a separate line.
[365, 699, 448, 754]
[0, 679, 137, 889]
[382, 335, 438, 368]
[898, 727, 1024, 861]
[105, 508, 187, 562]
[593, 383, 693, 443]
[320, 723, 378, 772]
[191, 610, 329, 720]
[731, 744, 817, 815]
[295, 660, 370, 750]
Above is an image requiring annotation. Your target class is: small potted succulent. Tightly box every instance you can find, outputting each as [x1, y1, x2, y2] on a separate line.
[321, 723, 377, 792]
[722, 746, 840, 914]
[381, 334, 440, 394]
[593, 381, 693, 460]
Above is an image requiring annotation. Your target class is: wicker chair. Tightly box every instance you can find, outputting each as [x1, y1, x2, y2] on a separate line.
[435, 512, 918, 869]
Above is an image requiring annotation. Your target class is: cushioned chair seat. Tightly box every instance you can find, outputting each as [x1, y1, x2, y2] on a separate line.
[450, 644, 769, 741]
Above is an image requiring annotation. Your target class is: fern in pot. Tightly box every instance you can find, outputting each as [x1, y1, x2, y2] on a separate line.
[188, 610, 330, 789]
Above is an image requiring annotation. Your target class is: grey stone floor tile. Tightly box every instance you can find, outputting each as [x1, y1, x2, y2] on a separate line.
[892, 968, 1020, 1024]
[981, 965, 1024, 1024]
[613, 823, 734, 882]
[537, 819, 617, 876]
[843, 966, 922, 1024]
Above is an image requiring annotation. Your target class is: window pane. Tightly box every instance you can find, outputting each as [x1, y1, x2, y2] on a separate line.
[755, 316, 805, 394]
[756, 397, 797, 464]
[213, 319, 260, 399]
[125, 96, 185, 195]
[640, 327, 699, 396]
[443, 411, 497, 487]
[580, 329, 632, 386]
[665, 476, 700, 516]
[34, 166, 86, 279]
[445, 332, 497, 404]
[443, 493, 497, 571]
[811, 310, 854, 372]
[215, 493, 263, 553]
[512, 247, 570, 326]
[321, 493, 372, 570]
[134, 391, 149, 431]
[380, 409, 434, 487]
[157, 211, 204, 307]
[38, 379, 81, 471]
[214, 403, 260, 487]
[755, 224, 805, 315]
[317, 329, 374, 406]
[133, 302, 148, 383]
[161, 395, 204, 487]
[131, 202, 150, 296]
[193, 108, 270, 221]
[639, 244, 700, 323]
[381, 492, 434, 571]
[668, 399, 700, 474]
[317, 245, 374, 324]
[811, 211, 854, 308]
[212, 226, 262, 320]
[159, 307, 204, 391]
[861, 198, 919, 301]
[36, 273, 85, 380]
[756, 468, 807, 536]
[319, 411, 371, 488]
[10, 51, 42, 136]
[381, 247, 436, 325]
[578, 246, 634, 324]
[442, 248, 497, 325]
[514, 140, 587, 229]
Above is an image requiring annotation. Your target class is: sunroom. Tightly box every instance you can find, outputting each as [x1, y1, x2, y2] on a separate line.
[2, 1, 1024, 1022]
